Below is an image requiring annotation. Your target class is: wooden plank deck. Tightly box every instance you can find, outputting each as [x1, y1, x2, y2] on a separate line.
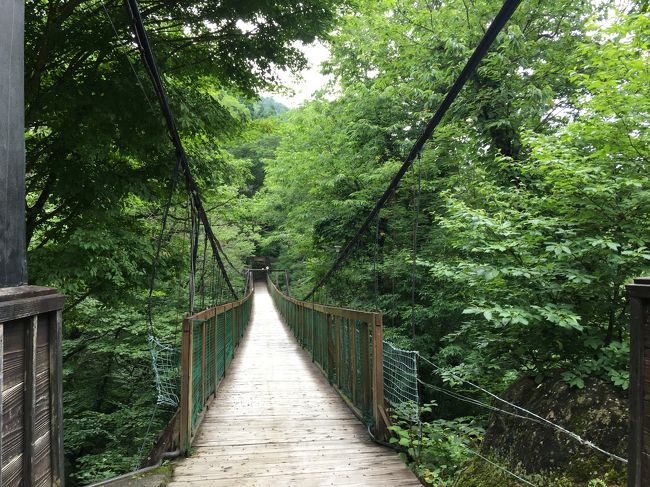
[168, 282, 421, 486]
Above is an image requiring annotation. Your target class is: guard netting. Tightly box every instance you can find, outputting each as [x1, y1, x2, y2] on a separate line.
[149, 336, 180, 407]
[383, 340, 419, 421]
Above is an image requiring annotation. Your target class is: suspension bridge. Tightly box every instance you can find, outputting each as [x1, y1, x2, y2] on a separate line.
[1, 0, 648, 486]
[165, 279, 420, 486]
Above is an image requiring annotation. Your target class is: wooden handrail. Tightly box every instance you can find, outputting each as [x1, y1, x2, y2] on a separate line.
[627, 277, 650, 487]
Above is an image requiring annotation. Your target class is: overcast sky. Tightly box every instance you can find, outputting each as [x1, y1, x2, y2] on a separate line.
[261, 42, 331, 108]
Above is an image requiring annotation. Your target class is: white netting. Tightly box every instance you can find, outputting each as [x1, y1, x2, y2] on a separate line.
[383, 340, 419, 421]
[149, 335, 180, 407]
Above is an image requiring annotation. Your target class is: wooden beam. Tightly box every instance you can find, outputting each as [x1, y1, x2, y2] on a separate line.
[0, 292, 65, 324]
[0, 0, 27, 287]
[628, 278, 650, 487]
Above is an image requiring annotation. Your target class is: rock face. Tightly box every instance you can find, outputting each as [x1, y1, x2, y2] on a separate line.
[456, 373, 628, 486]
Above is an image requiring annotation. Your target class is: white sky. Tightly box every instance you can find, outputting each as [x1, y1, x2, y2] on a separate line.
[261, 42, 331, 108]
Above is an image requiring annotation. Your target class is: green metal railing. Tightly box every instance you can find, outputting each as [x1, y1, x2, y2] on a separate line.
[179, 287, 254, 453]
[267, 276, 389, 436]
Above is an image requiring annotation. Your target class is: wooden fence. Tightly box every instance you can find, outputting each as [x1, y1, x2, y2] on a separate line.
[267, 277, 389, 437]
[627, 277, 650, 487]
[178, 289, 254, 453]
[0, 286, 65, 486]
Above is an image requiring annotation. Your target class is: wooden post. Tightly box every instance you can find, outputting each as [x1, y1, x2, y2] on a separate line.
[179, 317, 192, 454]
[234, 306, 239, 348]
[322, 312, 327, 370]
[627, 277, 650, 487]
[312, 302, 316, 362]
[326, 314, 333, 382]
[201, 321, 206, 404]
[1, 6, 66, 483]
[0, 0, 27, 287]
[372, 313, 388, 439]
[222, 310, 227, 374]
[360, 322, 370, 413]
[0, 322, 3, 486]
[350, 319, 357, 405]
[335, 316, 341, 386]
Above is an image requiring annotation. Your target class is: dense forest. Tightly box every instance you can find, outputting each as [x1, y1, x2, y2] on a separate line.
[23, 0, 648, 485]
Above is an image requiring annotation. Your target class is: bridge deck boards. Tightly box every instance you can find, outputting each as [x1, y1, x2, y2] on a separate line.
[168, 282, 421, 486]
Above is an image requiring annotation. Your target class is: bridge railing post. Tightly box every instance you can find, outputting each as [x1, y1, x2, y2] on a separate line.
[372, 313, 389, 440]
[627, 277, 650, 487]
[0, 287, 65, 486]
[179, 316, 192, 454]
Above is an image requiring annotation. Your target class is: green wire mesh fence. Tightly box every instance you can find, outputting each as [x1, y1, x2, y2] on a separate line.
[268, 276, 389, 436]
[383, 341, 419, 421]
[150, 336, 180, 407]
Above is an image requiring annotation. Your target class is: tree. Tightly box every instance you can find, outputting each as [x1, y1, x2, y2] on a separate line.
[24, 0, 345, 482]
[253, 3, 648, 484]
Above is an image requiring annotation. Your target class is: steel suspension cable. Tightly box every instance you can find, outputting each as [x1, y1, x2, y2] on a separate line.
[303, 0, 524, 301]
[123, 0, 238, 299]
[145, 157, 181, 336]
[411, 155, 421, 340]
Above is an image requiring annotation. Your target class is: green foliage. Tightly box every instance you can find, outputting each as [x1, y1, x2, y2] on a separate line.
[255, 2, 649, 390]
[388, 402, 483, 485]
[253, 4, 649, 485]
[23, 0, 650, 484]
[25, 0, 343, 483]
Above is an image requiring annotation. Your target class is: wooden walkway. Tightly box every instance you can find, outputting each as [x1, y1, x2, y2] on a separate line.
[168, 282, 421, 486]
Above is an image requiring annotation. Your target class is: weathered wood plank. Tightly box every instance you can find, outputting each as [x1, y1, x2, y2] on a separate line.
[628, 281, 650, 487]
[24, 315, 37, 484]
[0, 287, 58, 303]
[0, 322, 4, 486]
[0, 293, 65, 323]
[168, 283, 419, 486]
[50, 309, 65, 485]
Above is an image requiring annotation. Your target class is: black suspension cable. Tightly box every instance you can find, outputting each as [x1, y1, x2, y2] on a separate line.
[123, 0, 239, 299]
[303, 0, 523, 301]
[411, 155, 422, 340]
[199, 233, 208, 309]
[189, 197, 199, 314]
[145, 156, 181, 336]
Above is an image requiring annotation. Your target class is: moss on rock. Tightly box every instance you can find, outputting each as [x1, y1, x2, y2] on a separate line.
[455, 373, 627, 486]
